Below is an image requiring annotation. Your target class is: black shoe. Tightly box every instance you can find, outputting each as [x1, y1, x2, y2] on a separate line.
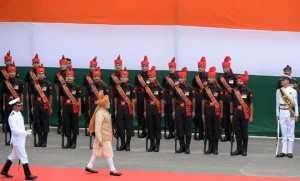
[166, 133, 174, 139]
[70, 143, 76, 149]
[1, 171, 13, 178]
[64, 142, 72, 149]
[117, 144, 126, 151]
[176, 147, 185, 153]
[276, 153, 286, 158]
[85, 167, 98, 173]
[242, 151, 247, 156]
[139, 132, 146, 138]
[198, 135, 203, 141]
[125, 145, 130, 151]
[110, 171, 122, 176]
[205, 149, 213, 154]
[26, 175, 38, 180]
[41, 143, 46, 147]
[194, 135, 200, 140]
[213, 150, 218, 155]
[147, 146, 155, 152]
[221, 136, 230, 142]
[231, 150, 242, 156]
[287, 153, 293, 158]
[185, 148, 190, 154]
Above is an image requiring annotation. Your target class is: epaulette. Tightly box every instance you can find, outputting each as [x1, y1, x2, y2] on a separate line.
[10, 111, 14, 116]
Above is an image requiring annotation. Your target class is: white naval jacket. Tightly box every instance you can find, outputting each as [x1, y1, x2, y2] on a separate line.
[276, 86, 299, 118]
[8, 110, 29, 146]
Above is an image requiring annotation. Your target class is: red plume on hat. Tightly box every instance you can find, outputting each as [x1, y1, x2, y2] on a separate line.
[148, 66, 156, 77]
[4, 50, 12, 62]
[59, 55, 68, 65]
[120, 66, 129, 77]
[66, 66, 74, 76]
[32, 53, 40, 64]
[178, 67, 188, 78]
[236, 71, 249, 85]
[168, 57, 176, 67]
[198, 56, 206, 67]
[141, 55, 149, 66]
[8, 61, 16, 73]
[222, 56, 231, 68]
[114, 54, 122, 65]
[36, 63, 45, 74]
[90, 56, 98, 66]
[208, 66, 216, 78]
[93, 66, 101, 77]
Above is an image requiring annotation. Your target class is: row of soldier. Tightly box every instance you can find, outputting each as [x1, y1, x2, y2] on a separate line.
[1, 51, 255, 156]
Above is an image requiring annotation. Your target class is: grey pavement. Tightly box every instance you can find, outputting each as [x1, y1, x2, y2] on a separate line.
[0, 125, 299, 178]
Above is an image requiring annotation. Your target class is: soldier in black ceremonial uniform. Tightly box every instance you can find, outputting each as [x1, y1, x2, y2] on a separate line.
[202, 67, 223, 155]
[83, 56, 98, 136]
[144, 66, 165, 152]
[25, 54, 41, 129]
[114, 67, 136, 151]
[162, 57, 179, 139]
[134, 56, 149, 138]
[192, 57, 208, 140]
[109, 55, 123, 135]
[60, 67, 82, 149]
[54, 55, 68, 134]
[3, 63, 24, 145]
[217, 56, 236, 142]
[172, 67, 195, 154]
[1, 51, 20, 132]
[230, 71, 253, 156]
[277, 65, 298, 92]
[30, 64, 53, 147]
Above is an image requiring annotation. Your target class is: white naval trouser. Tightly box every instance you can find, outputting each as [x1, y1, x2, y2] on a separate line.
[279, 116, 295, 154]
[8, 145, 29, 164]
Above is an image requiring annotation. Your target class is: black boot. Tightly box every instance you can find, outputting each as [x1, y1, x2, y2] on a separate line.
[1, 159, 13, 178]
[166, 131, 174, 139]
[64, 136, 72, 149]
[205, 139, 213, 154]
[147, 139, 155, 152]
[231, 141, 242, 156]
[125, 137, 131, 151]
[70, 135, 77, 149]
[38, 133, 43, 147]
[176, 137, 185, 153]
[23, 163, 38, 180]
[139, 127, 146, 138]
[185, 136, 191, 154]
[242, 138, 248, 156]
[41, 133, 48, 147]
[213, 139, 219, 155]
[117, 137, 126, 151]
[221, 129, 230, 142]
[154, 138, 160, 152]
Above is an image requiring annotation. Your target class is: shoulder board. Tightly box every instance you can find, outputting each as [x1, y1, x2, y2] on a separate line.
[10, 111, 14, 116]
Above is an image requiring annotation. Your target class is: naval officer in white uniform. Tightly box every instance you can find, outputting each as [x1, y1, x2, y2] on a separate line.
[0, 98, 38, 180]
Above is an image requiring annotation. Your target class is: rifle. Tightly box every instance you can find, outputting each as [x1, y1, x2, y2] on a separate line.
[193, 117, 198, 140]
[230, 121, 235, 155]
[61, 110, 65, 148]
[32, 111, 37, 147]
[164, 115, 167, 139]
[4, 122, 9, 145]
[145, 114, 149, 151]
[275, 119, 280, 157]
[89, 133, 93, 149]
[203, 121, 207, 154]
[174, 118, 179, 153]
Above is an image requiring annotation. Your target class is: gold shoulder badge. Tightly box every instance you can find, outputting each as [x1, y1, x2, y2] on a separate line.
[10, 112, 14, 116]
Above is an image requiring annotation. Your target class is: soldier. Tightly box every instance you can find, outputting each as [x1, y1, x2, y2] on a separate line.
[0, 98, 37, 180]
[277, 65, 298, 92]
[162, 57, 179, 139]
[144, 66, 165, 152]
[114, 67, 136, 151]
[3, 62, 24, 145]
[192, 57, 208, 140]
[66, 58, 72, 69]
[83, 56, 98, 136]
[25, 54, 41, 129]
[109, 55, 123, 135]
[276, 75, 298, 158]
[172, 67, 195, 154]
[1, 51, 20, 132]
[202, 67, 223, 155]
[54, 55, 68, 134]
[60, 67, 82, 149]
[218, 56, 236, 142]
[30, 64, 53, 147]
[230, 71, 253, 156]
[134, 56, 149, 138]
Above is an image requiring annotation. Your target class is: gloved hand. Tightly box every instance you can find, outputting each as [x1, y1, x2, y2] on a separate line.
[26, 129, 32, 136]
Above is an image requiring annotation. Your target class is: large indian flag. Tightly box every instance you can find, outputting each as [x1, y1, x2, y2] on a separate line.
[0, 0, 299, 136]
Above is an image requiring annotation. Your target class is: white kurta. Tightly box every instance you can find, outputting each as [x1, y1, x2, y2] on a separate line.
[7, 110, 30, 164]
[276, 87, 298, 154]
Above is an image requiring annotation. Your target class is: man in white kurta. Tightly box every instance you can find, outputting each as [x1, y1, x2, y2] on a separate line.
[276, 76, 298, 158]
[0, 98, 38, 180]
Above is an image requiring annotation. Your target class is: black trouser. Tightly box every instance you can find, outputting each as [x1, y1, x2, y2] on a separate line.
[62, 105, 79, 137]
[136, 91, 145, 130]
[233, 109, 248, 152]
[175, 106, 192, 148]
[165, 95, 174, 133]
[221, 94, 231, 138]
[57, 100, 62, 130]
[117, 104, 134, 138]
[194, 92, 203, 136]
[204, 106, 221, 140]
[146, 104, 161, 139]
[0, 94, 5, 132]
[34, 103, 49, 134]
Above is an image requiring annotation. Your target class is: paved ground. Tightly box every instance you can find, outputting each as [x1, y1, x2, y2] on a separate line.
[0, 125, 299, 178]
